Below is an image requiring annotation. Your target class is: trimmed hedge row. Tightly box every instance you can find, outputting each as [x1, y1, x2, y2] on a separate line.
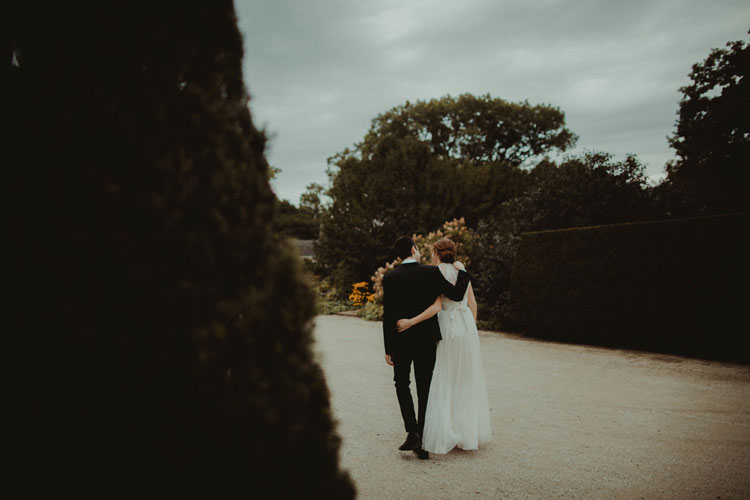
[509, 213, 750, 362]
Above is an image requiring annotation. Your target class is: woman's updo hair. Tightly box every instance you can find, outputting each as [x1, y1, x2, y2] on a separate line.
[433, 238, 456, 263]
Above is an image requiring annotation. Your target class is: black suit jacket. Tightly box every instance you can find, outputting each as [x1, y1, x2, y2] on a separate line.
[382, 262, 471, 355]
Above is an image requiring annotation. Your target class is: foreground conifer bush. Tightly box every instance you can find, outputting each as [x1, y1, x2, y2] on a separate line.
[8, 3, 354, 495]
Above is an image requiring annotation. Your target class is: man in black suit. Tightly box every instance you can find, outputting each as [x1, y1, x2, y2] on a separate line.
[382, 236, 470, 459]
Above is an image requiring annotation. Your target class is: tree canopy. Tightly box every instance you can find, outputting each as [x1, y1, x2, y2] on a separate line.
[318, 94, 576, 290]
[274, 199, 320, 239]
[362, 94, 577, 166]
[272, 183, 325, 240]
[662, 30, 750, 215]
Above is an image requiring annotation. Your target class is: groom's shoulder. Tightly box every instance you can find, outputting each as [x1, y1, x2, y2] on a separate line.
[383, 265, 405, 282]
[412, 263, 440, 277]
[385, 263, 429, 278]
[387, 263, 438, 276]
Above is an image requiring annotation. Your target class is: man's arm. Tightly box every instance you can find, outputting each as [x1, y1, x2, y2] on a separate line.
[435, 267, 471, 302]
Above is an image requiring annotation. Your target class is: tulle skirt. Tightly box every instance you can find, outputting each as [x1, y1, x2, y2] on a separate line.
[422, 305, 492, 454]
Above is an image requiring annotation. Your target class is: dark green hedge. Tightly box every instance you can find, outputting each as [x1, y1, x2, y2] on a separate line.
[7, 2, 354, 495]
[509, 213, 750, 362]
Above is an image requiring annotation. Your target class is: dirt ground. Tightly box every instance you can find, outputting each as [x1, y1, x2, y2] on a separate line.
[312, 315, 750, 500]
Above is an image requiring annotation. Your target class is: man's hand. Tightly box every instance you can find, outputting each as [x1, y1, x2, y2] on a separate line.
[385, 354, 394, 366]
[453, 260, 466, 271]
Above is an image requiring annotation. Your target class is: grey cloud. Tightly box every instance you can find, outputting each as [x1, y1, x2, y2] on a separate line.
[236, 0, 749, 203]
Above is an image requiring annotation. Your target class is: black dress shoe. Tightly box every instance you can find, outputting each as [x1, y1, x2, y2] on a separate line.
[413, 444, 429, 460]
[398, 433, 419, 451]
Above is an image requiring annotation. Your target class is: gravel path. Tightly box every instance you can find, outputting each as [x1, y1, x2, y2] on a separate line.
[312, 315, 750, 500]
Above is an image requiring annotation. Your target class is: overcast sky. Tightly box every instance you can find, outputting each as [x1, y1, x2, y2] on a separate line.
[235, 0, 749, 204]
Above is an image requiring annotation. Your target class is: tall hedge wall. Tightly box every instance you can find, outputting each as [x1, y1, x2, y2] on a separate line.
[7, 2, 354, 495]
[509, 213, 750, 362]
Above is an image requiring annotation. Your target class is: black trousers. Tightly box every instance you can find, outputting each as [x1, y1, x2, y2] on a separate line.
[392, 340, 437, 437]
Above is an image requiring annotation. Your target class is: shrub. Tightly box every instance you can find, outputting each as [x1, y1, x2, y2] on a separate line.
[314, 278, 353, 315]
[370, 218, 477, 306]
[472, 216, 525, 330]
[8, 3, 355, 495]
[473, 152, 657, 330]
[348, 281, 376, 307]
[361, 301, 384, 322]
[509, 213, 750, 361]
[413, 217, 477, 268]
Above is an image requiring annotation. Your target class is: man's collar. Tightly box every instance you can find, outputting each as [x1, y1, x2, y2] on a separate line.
[401, 258, 418, 265]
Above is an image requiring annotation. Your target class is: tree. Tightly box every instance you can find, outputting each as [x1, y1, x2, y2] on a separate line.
[7, 3, 354, 495]
[300, 182, 326, 218]
[318, 94, 576, 291]
[520, 151, 654, 230]
[662, 30, 750, 215]
[274, 199, 319, 239]
[363, 94, 577, 167]
[271, 183, 326, 240]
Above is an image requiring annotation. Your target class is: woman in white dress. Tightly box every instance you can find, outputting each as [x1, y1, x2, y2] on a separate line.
[396, 238, 491, 454]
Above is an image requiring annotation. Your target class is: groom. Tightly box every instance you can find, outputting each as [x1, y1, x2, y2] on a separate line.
[382, 236, 470, 459]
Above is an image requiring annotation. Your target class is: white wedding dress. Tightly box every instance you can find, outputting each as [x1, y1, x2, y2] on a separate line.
[422, 263, 492, 454]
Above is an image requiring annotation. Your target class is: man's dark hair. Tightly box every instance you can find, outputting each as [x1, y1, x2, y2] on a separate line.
[394, 236, 416, 260]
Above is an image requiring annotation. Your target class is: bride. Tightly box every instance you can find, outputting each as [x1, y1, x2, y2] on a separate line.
[396, 238, 491, 454]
